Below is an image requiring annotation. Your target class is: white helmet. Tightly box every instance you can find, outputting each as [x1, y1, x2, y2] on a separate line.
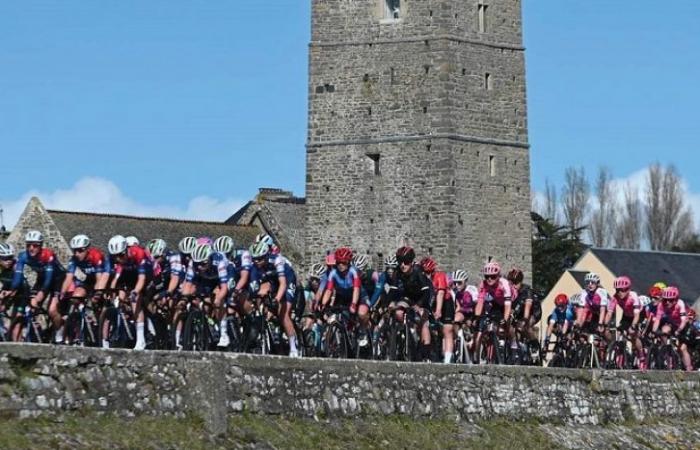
[453, 270, 469, 282]
[69, 234, 90, 250]
[639, 295, 651, 307]
[353, 254, 370, 271]
[178, 236, 197, 255]
[147, 239, 167, 258]
[584, 272, 601, 284]
[25, 230, 44, 243]
[255, 233, 275, 246]
[0, 242, 15, 258]
[125, 236, 140, 247]
[108, 235, 128, 255]
[384, 255, 398, 268]
[191, 243, 213, 263]
[213, 236, 235, 255]
[250, 241, 270, 259]
[310, 262, 326, 279]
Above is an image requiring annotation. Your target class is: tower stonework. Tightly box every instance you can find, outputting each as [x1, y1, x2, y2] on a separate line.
[305, 0, 531, 276]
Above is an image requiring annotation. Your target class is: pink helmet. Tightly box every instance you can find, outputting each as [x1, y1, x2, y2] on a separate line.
[662, 286, 680, 301]
[613, 276, 632, 290]
[196, 236, 213, 246]
[482, 261, 501, 277]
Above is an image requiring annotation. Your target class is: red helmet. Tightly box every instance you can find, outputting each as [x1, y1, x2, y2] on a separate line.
[396, 246, 415, 264]
[554, 294, 568, 307]
[420, 257, 437, 274]
[325, 253, 336, 267]
[648, 286, 663, 298]
[334, 247, 354, 264]
[482, 261, 501, 276]
[613, 276, 632, 290]
[688, 308, 697, 321]
[662, 286, 680, 301]
[507, 268, 524, 284]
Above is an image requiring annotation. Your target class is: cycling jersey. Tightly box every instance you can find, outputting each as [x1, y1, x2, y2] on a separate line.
[13, 248, 66, 293]
[615, 291, 641, 318]
[67, 247, 111, 288]
[477, 277, 513, 308]
[232, 250, 253, 283]
[655, 299, 688, 329]
[369, 270, 400, 307]
[430, 271, 453, 301]
[185, 251, 230, 285]
[325, 266, 362, 305]
[578, 287, 609, 310]
[512, 284, 541, 321]
[248, 255, 297, 303]
[455, 288, 476, 315]
[112, 246, 153, 277]
[390, 265, 431, 308]
[357, 268, 378, 303]
[548, 305, 575, 325]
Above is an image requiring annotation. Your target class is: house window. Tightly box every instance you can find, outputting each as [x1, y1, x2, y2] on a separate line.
[384, 0, 400, 20]
[478, 0, 488, 33]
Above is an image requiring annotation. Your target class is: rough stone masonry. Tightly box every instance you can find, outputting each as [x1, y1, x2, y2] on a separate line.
[1, 343, 699, 437]
[305, 0, 531, 276]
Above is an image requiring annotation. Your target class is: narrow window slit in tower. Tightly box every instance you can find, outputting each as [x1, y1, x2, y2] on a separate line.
[368, 106, 372, 116]
[489, 155, 496, 177]
[478, 1, 488, 33]
[366, 153, 381, 175]
[423, 106, 428, 114]
[485, 73, 492, 90]
[385, 0, 400, 19]
[390, 67, 396, 85]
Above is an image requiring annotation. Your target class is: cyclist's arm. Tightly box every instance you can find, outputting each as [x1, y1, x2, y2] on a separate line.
[133, 274, 146, 295]
[503, 300, 512, 322]
[369, 274, 385, 307]
[60, 273, 74, 297]
[274, 275, 287, 303]
[631, 309, 641, 328]
[215, 282, 228, 304]
[523, 297, 532, 320]
[234, 269, 249, 292]
[166, 273, 180, 295]
[41, 256, 55, 293]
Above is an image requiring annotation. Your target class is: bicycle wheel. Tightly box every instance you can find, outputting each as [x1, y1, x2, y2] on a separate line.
[324, 322, 349, 359]
[387, 321, 404, 361]
[182, 309, 210, 351]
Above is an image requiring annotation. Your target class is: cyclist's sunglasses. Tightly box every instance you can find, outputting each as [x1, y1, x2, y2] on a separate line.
[26, 243, 41, 249]
[455, 280, 465, 285]
[0, 256, 13, 262]
[484, 274, 498, 280]
[586, 280, 598, 285]
[73, 247, 88, 254]
[397, 257, 413, 265]
[252, 256, 266, 263]
[615, 288, 630, 293]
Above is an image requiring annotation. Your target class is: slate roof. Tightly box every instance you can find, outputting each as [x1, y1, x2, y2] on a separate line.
[591, 248, 700, 302]
[47, 210, 260, 251]
[568, 270, 589, 290]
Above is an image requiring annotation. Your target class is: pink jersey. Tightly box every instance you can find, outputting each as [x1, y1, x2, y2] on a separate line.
[477, 277, 514, 307]
[578, 287, 609, 309]
[455, 289, 475, 314]
[656, 299, 688, 328]
[615, 291, 641, 318]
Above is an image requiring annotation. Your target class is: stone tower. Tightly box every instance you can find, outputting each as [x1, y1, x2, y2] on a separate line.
[305, 0, 531, 276]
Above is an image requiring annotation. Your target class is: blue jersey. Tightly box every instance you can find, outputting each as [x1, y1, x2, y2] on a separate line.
[232, 250, 253, 283]
[249, 254, 297, 302]
[548, 305, 575, 325]
[13, 248, 65, 292]
[185, 251, 231, 286]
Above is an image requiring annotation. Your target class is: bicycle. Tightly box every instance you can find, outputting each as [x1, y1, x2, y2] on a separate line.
[453, 319, 475, 365]
[64, 295, 100, 347]
[180, 295, 213, 351]
[478, 315, 506, 365]
[101, 290, 136, 349]
[322, 306, 352, 359]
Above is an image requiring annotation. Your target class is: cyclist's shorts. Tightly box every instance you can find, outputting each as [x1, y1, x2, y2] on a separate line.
[618, 315, 636, 332]
[479, 305, 504, 332]
[440, 298, 455, 325]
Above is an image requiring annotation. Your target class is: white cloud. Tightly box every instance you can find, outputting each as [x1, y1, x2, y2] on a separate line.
[0, 177, 246, 229]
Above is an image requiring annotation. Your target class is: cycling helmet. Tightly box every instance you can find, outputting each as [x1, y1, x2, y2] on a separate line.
[196, 236, 213, 246]
[584, 272, 600, 284]
[178, 236, 197, 255]
[638, 295, 651, 308]
[147, 239, 167, 258]
[384, 255, 398, 269]
[507, 268, 524, 284]
[325, 253, 336, 267]
[250, 241, 270, 259]
[310, 263, 326, 279]
[653, 282, 667, 290]
[396, 246, 415, 263]
[108, 235, 128, 255]
[613, 276, 632, 290]
[482, 261, 501, 276]
[125, 236, 140, 247]
[334, 247, 354, 265]
[191, 243, 212, 263]
[554, 294, 568, 307]
[453, 270, 468, 282]
[353, 254, 370, 271]
[213, 236, 235, 255]
[420, 257, 437, 274]
[25, 230, 44, 243]
[662, 286, 680, 301]
[649, 285, 663, 298]
[69, 234, 91, 250]
[256, 233, 275, 246]
[0, 242, 15, 258]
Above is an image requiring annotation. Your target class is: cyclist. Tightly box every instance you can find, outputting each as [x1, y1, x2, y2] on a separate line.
[420, 257, 455, 364]
[108, 234, 153, 350]
[543, 294, 574, 351]
[507, 268, 541, 349]
[652, 286, 692, 371]
[302, 263, 326, 332]
[181, 243, 231, 347]
[59, 234, 111, 344]
[13, 230, 66, 344]
[574, 272, 610, 333]
[0, 243, 30, 342]
[642, 284, 665, 336]
[146, 238, 184, 299]
[473, 261, 514, 362]
[611, 276, 645, 366]
[390, 246, 433, 361]
[248, 241, 300, 357]
[126, 236, 140, 248]
[681, 308, 700, 360]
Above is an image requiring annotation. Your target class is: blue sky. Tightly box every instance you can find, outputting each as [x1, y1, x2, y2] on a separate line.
[1, 1, 699, 226]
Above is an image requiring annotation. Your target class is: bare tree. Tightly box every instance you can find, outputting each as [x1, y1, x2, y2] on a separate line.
[561, 167, 589, 236]
[543, 179, 558, 224]
[589, 166, 616, 247]
[645, 164, 695, 250]
[614, 182, 643, 249]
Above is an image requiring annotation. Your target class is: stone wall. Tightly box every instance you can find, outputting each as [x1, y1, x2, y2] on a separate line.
[305, 0, 531, 273]
[1, 343, 699, 436]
